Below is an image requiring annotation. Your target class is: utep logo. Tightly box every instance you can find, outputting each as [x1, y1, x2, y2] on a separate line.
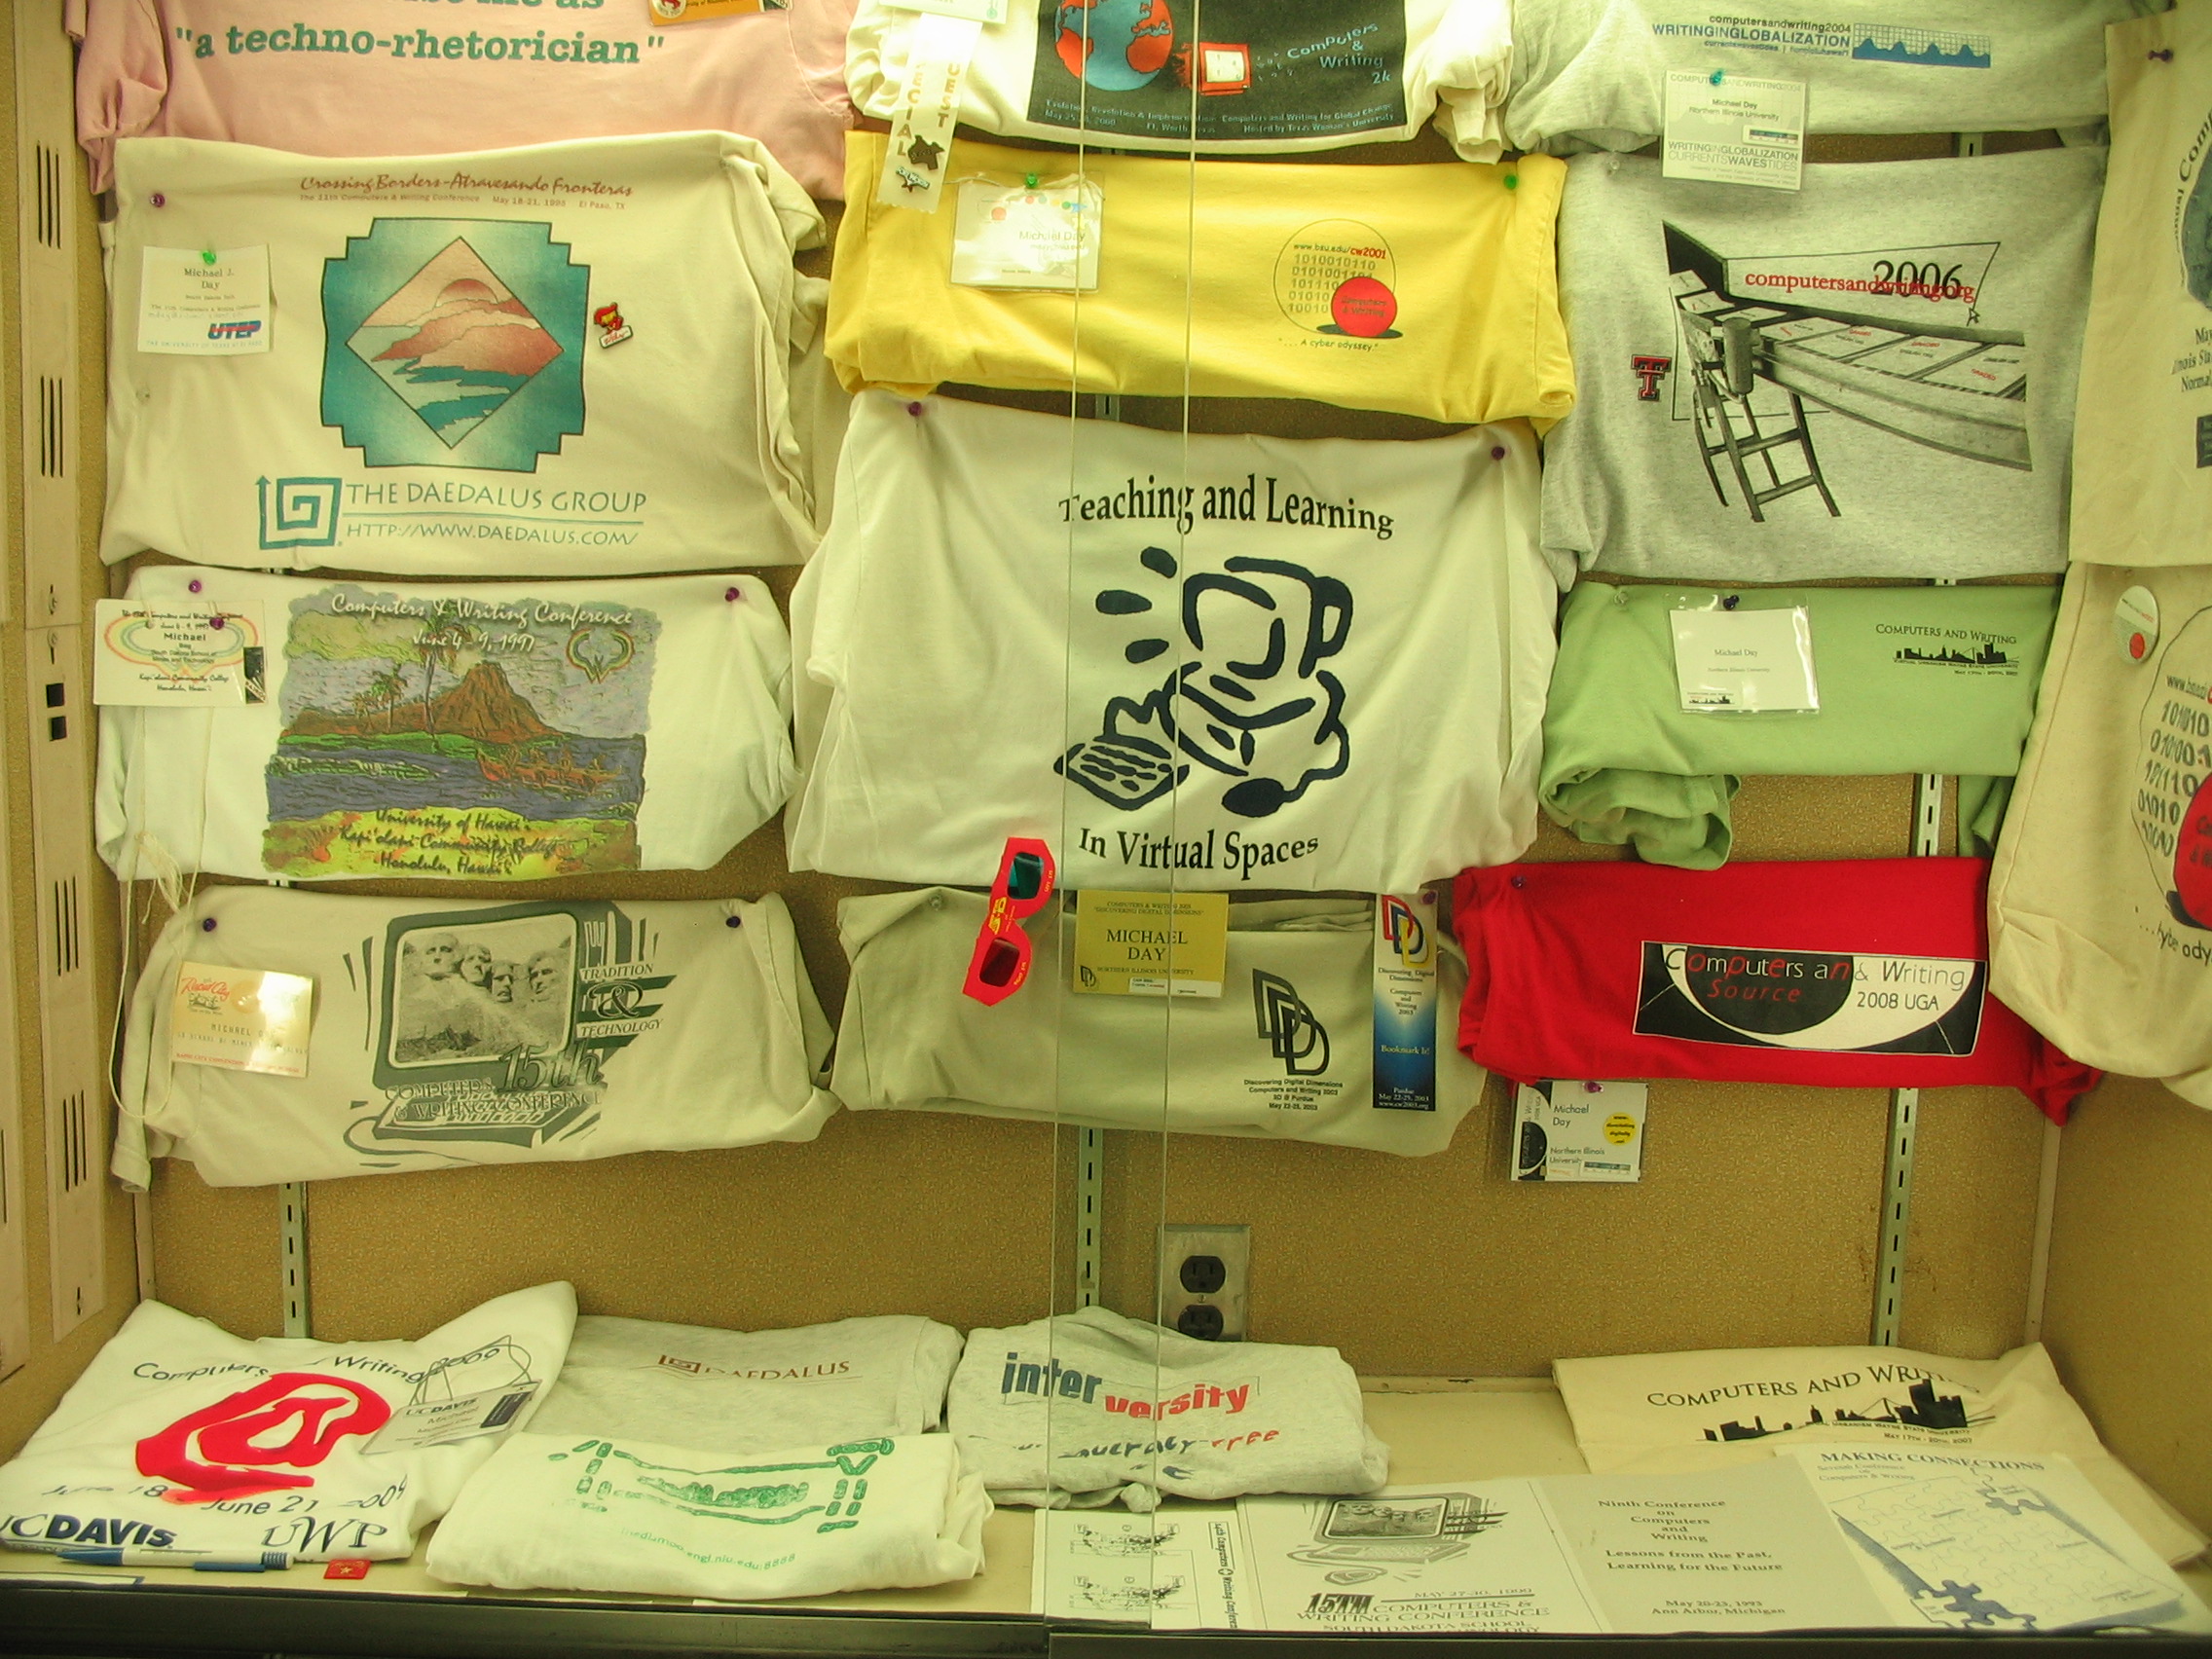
[208, 318, 262, 343]
[136, 1373, 391, 1502]
[258, 475, 342, 551]
[321, 218, 587, 472]
[1253, 970, 1330, 1076]
[1632, 354, 1673, 400]
[1059, 545, 1352, 820]
[1380, 896, 1430, 968]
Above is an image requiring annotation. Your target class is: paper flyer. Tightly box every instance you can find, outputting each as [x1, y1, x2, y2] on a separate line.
[1240, 1484, 1603, 1634]
[1032, 1507, 1250, 1629]
[1529, 1460, 1892, 1633]
[1791, 1448, 2212, 1634]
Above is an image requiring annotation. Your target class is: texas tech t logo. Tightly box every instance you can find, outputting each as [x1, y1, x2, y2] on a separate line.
[1632, 355, 1673, 400]
[1253, 971, 1329, 1076]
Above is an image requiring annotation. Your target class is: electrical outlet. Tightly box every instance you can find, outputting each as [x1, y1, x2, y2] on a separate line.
[1158, 1223, 1249, 1343]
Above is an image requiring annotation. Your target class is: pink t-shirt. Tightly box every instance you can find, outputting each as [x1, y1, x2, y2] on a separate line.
[67, 0, 856, 200]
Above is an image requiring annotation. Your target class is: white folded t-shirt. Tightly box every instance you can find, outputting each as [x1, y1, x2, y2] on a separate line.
[833, 890, 1483, 1157]
[0, 1283, 575, 1562]
[116, 886, 836, 1189]
[947, 1305, 1387, 1510]
[531, 1313, 965, 1455]
[790, 391, 1559, 893]
[104, 132, 829, 574]
[847, 0, 1512, 161]
[1552, 1342, 2208, 1567]
[97, 567, 793, 885]
[1505, 0, 2148, 155]
[427, 1430, 988, 1601]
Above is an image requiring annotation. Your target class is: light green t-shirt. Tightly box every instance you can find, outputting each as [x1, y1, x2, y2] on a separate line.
[1541, 580, 2058, 866]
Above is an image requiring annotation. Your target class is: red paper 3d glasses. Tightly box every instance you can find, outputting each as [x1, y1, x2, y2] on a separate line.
[963, 838, 1055, 1006]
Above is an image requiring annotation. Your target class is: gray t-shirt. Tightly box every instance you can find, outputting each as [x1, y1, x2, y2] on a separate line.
[1539, 147, 2103, 581]
[1505, 0, 2153, 154]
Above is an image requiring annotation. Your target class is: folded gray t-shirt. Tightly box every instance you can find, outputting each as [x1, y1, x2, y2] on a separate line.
[1506, 0, 2149, 154]
[947, 1306, 1387, 1511]
[1540, 147, 2102, 580]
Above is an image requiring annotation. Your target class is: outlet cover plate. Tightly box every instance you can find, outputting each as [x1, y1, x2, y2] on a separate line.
[1158, 1223, 1249, 1342]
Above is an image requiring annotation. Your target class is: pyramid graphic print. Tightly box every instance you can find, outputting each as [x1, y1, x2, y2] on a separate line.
[321, 217, 588, 472]
[348, 240, 562, 447]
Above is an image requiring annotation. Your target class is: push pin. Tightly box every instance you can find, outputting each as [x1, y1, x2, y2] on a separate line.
[200, 917, 216, 932]
[1721, 594, 1741, 610]
[187, 578, 203, 594]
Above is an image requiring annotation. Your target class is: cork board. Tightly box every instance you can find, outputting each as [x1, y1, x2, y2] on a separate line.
[123, 134, 2052, 1367]
[2043, 1077, 2212, 1534]
[0, 66, 2151, 1521]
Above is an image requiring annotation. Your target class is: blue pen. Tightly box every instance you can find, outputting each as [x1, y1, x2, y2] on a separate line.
[57, 1547, 290, 1571]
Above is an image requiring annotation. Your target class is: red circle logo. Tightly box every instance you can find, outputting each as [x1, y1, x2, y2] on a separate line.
[2130, 632, 2149, 660]
[137, 1373, 391, 1502]
[1329, 276, 1397, 339]
[2176, 777, 2212, 926]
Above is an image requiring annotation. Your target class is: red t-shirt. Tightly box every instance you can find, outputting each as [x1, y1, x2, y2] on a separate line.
[1454, 858, 2096, 1123]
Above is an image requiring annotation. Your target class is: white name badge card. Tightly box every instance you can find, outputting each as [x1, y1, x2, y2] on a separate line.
[952, 178, 1103, 291]
[171, 962, 314, 1079]
[1671, 604, 1819, 713]
[1514, 1081, 1648, 1183]
[366, 1382, 540, 1456]
[92, 600, 264, 707]
[1663, 73, 1806, 192]
[137, 245, 271, 354]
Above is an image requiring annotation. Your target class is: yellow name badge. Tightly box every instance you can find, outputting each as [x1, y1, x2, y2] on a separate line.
[1073, 892, 1229, 998]
[171, 962, 314, 1079]
[649, 0, 782, 25]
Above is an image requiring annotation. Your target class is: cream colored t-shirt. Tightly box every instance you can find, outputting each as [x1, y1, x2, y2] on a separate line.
[833, 891, 1484, 1156]
[117, 886, 835, 1189]
[2068, 4, 2212, 568]
[105, 133, 830, 573]
[97, 567, 794, 885]
[1991, 564, 2212, 1106]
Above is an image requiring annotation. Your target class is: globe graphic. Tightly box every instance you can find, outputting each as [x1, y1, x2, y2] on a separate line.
[2186, 165, 2212, 310]
[1054, 0, 1175, 92]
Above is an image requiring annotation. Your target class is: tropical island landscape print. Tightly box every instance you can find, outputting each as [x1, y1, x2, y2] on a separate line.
[262, 586, 660, 879]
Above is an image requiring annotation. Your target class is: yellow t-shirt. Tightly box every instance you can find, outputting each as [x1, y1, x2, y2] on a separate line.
[830, 133, 1574, 428]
